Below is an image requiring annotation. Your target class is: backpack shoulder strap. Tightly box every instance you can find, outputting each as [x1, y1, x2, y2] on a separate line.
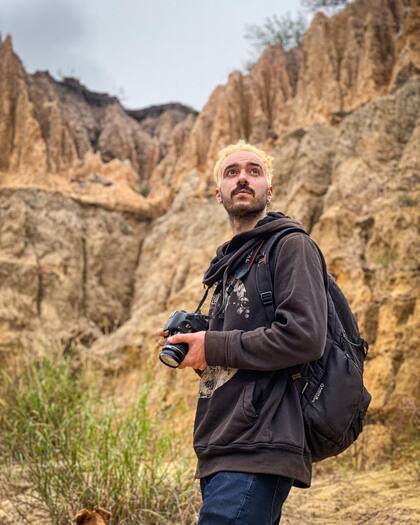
[255, 227, 308, 323]
[255, 227, 329, 386]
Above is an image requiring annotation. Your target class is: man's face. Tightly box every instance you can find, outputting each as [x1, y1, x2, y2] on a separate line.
[215, 150, 272, 218]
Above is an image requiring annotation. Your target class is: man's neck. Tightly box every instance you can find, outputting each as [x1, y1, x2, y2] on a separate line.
[229, 209, 267, 236]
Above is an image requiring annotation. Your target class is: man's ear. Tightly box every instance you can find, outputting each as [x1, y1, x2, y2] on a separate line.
[267, 185, 273, 204]
[215, 187, 223, 204]
[95, 508, 112, 521]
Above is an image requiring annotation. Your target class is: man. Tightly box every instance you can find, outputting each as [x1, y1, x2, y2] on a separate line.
[158, 140, 328, 524]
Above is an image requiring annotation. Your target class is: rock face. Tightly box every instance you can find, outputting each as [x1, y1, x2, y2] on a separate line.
[0, 188, 150, 356]
[186, 0, 420, 183]
[0, 35, 196, 212]
[0, 0, 419, 449]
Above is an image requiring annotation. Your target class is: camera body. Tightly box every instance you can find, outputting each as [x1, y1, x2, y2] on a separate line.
[159, 310, 209, 368]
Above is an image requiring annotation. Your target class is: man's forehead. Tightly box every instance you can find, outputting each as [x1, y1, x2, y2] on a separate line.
[221, 150, 265, 170]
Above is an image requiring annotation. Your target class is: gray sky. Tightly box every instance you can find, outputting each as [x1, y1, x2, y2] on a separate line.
[0, 0, 303, 111]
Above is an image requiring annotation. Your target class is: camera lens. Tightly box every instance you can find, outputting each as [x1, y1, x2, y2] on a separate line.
[159, 343, 188, 368]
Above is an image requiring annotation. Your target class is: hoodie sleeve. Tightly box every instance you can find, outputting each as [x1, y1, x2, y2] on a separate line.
[204, 233, 328, 371]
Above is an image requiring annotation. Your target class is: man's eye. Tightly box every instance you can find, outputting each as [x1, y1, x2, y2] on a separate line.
[250, 167, 260, 175]
[226, 169, 237, 176]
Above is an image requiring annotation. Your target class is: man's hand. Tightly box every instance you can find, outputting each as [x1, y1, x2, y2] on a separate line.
[155, 328, 207, 370]
[165, 331, 207, 370]
[156, 328, 169, 347]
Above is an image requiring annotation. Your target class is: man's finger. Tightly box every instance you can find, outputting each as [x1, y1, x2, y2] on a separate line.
[178, 357, 194, 370]
[168, 333, 193, 344]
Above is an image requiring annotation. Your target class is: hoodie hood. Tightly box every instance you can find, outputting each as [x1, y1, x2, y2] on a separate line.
[203, 211, 305, 287]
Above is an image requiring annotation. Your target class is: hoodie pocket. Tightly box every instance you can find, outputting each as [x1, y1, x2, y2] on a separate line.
[194, 372, 287, 453]
[242, 380, 258, 422]
[204, 380, 259, 447]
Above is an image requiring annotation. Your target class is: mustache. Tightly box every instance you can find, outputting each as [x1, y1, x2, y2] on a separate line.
[231, 184, 255, 198]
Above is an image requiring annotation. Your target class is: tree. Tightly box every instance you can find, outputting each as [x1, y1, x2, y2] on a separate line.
[301, 0, 348, 12]
[244, 12, 307, 55]
[243, 1, 349, 70]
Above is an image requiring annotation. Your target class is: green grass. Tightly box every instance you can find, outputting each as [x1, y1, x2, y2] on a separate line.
[398, 194, 417, 207]
[373, 251, 394, 268]
[0, 354, 198, 524]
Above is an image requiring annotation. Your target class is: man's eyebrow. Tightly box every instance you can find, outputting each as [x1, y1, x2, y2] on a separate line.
[223, 162, 263, 172]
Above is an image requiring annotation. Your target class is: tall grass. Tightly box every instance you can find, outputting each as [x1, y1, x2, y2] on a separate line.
[0, 354, 198, 524]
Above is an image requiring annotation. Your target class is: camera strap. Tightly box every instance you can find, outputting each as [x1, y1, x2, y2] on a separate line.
[214, 238, 266, 320]
[195, 286, 210, 314]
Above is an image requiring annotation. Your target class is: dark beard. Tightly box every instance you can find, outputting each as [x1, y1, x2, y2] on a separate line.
[221, 190, 268, 219]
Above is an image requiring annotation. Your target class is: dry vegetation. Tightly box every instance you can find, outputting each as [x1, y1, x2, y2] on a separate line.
[0, 351, 199, 524]
[0, 350, 419, 524]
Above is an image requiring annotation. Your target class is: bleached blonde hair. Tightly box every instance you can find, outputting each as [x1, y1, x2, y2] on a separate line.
[213, 140, 274, 187]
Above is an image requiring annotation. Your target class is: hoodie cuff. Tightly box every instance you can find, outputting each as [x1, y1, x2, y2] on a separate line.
[204, 331, 229, 367]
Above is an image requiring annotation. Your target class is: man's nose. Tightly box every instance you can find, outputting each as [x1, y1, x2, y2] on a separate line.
[238, 169, 250, 182]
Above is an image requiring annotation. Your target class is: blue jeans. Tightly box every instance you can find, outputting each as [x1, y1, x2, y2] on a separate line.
[197, 471, 293, 525]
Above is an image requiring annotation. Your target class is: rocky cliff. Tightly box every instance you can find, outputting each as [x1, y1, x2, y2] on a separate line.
[0, 35, 196, 213]
[0, 0, 419, 457]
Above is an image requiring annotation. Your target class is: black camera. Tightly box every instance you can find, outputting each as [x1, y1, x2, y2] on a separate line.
[159, 310, 209, 368]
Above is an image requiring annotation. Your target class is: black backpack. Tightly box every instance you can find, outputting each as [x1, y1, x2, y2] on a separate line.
[255, 227, 372, 462]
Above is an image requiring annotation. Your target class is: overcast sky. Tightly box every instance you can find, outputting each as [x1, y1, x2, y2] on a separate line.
[0, 0, 304, 111]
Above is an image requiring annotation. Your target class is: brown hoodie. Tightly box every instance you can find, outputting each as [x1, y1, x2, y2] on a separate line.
[194, 212, 328, 488]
